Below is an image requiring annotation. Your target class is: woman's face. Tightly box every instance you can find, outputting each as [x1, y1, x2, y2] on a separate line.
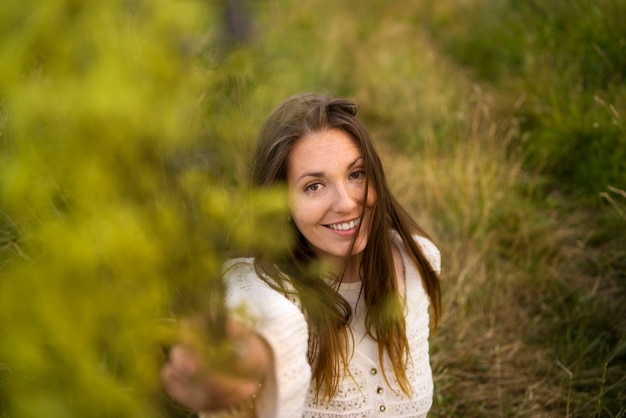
[286, 129, 376, 265]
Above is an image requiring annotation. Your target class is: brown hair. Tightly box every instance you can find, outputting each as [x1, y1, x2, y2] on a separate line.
[250, 93, 441, 401]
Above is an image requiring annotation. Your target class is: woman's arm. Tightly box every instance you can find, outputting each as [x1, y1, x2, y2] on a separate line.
[164, 258, 311, 418]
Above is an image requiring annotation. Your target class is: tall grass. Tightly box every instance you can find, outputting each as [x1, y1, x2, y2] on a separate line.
[416, 0, 626, 199]
[402, 1, 626, 414]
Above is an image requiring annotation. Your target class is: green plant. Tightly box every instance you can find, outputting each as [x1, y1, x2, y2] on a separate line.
[0, 1, 288, 416]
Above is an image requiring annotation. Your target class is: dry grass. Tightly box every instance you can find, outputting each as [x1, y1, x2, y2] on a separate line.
[382, 96, 561, 417]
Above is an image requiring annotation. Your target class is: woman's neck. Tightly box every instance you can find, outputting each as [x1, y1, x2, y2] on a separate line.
[320, 253, 362, 283]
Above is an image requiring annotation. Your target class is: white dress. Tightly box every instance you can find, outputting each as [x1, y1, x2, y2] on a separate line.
[219, 234, 440, 418]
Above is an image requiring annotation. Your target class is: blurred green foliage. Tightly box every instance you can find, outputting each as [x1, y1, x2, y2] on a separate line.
[0, 1, 288, 416]
[418, 0, 626, 198]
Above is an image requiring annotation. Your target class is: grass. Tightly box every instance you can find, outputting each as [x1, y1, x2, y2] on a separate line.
[415, 0, 626, 198]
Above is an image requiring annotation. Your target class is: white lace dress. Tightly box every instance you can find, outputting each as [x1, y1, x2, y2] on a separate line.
[219, 234, 440, 418]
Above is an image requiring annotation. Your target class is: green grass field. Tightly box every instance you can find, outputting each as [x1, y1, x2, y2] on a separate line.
[1, 1, 624, 416]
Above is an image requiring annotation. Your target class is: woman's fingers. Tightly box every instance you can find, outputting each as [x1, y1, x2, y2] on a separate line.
[225, 319, 272, 380]
[168, 344, 200, 376]
[161, 350, 211, 411]
[162, 344, 261, 411]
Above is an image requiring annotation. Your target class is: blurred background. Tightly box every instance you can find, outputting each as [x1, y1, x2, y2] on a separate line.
[0, 1, 624, 416]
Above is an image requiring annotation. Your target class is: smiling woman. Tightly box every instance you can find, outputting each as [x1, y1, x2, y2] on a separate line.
[162, 93, 442, 418]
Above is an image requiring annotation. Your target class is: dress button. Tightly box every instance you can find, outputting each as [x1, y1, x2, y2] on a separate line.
[380, 405, 386, 412]
[376, 386, 383, 394]
[370, 368, 378, 375]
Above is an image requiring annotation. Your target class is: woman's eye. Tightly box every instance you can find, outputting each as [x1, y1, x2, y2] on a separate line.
[350, 170, 366, 180]
[305, 183, 321, 193]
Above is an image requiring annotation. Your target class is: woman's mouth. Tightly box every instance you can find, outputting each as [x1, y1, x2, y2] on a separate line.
[326, 218, 361, 231]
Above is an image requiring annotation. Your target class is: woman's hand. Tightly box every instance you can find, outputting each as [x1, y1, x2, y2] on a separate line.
[161, 318, 272, 413]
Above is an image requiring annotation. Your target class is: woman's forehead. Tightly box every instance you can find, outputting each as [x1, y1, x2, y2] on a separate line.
[288, 130, 362, 173]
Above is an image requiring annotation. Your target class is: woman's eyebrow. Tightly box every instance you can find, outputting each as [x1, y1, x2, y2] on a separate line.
[296, 157, 364, 183]
[297, 171, 324, 182]
[348, 157, 364, 169]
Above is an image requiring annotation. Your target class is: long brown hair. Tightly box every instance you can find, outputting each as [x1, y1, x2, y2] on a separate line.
[250, 93, 441, 401]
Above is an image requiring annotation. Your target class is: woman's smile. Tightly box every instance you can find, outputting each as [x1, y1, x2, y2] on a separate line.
[325, 217, 361, 235]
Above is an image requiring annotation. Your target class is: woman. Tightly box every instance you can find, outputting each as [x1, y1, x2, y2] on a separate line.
[162, 93, 442, 417]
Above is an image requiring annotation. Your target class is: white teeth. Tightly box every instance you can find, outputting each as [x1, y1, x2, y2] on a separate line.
[329, 218, 361, 231]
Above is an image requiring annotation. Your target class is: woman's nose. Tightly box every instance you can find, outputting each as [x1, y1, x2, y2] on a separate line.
[332, 182, 358, 213]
